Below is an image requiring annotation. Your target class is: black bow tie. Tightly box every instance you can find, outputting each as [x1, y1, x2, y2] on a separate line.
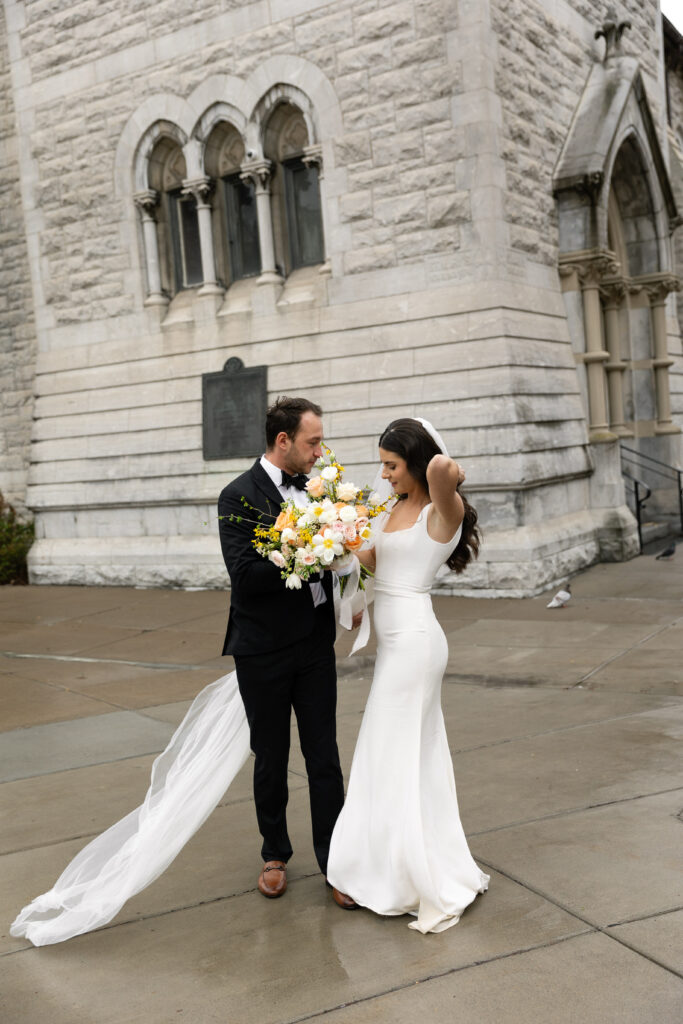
[281, 471, 309, 491]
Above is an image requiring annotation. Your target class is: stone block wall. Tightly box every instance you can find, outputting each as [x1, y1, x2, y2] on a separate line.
[7, 0, 673, 591]
[0, 1, 36, 513]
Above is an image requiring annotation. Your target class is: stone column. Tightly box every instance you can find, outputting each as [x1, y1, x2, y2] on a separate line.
[644, 275, 680, 435]
[181, 177, 223, 295]
[599, 280, 631, 436]
[302, 143, 331, 275]
[570, 252, 619, 443]
[240, 158, 281, 284]
[133, 190, 167, 306]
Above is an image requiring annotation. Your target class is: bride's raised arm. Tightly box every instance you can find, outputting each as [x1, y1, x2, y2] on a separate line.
[426, 454, 465, 537]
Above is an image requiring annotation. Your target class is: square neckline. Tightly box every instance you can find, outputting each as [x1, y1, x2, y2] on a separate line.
[382, 503, 430, 535]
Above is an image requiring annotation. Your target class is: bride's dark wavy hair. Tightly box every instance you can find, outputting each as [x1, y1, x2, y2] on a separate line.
[378, 418, 481, 574]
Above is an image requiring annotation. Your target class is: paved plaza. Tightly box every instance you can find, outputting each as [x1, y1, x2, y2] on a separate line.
[0, 550, 682, 1022]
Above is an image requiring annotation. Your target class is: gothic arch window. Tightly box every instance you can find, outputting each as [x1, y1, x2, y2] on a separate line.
[263, 102, 324, 274]
[609, 136, 659, 277]
[204, 122, 260, 284]
[148, 137, 202, 294]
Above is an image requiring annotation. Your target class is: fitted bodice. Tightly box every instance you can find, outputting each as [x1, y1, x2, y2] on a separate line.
[374, 503, 461, 596]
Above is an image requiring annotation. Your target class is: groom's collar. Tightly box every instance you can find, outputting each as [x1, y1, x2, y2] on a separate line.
[260, 454, 284, 489]
[251, 458, 284, 510]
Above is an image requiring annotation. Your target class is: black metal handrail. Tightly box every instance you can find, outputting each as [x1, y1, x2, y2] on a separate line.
[620, 444, 683, 536]
[621, 470, 651, 551]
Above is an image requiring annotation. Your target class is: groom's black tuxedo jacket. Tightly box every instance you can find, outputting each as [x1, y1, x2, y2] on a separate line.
[218, 459, 335, 657]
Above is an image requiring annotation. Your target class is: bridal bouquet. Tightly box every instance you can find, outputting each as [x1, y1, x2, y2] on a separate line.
[246, 447, 387, 590]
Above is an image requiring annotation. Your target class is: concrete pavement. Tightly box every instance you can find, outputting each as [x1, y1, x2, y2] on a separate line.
[0, 550, 682, 1022]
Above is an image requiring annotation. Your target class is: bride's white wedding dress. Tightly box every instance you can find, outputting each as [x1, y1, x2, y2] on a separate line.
[10, 505, 487, 946]
[327, 504, 489, 933]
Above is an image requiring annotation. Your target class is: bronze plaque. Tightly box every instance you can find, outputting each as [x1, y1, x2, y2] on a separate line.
[202, 357, 267, 459]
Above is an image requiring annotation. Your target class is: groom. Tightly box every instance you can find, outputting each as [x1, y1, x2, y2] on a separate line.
[218, 396, 355, 909]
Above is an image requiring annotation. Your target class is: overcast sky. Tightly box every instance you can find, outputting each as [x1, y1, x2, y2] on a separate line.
[662, 0, 683, 31]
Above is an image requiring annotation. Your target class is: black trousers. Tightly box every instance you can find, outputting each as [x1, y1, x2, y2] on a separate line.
[234, 611, 344, 875]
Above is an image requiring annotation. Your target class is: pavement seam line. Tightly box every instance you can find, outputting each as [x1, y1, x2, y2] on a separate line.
[469, 784, 683, 837]
[475, 858, 683, 981]
[451, 702, 683, 755]
[275, 931, 594, 1024]
[605, 903, 683, 928]
[0, 650, 210, 670]
[575, 614, 683, 686]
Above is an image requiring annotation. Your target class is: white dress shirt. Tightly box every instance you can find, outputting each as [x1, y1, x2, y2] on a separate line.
[260, 454, 326, 607]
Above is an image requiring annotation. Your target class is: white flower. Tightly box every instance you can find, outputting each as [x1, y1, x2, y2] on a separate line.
[358, 524, 373, 541]
[321, 465, 338, 481]
[339, 505, 358, 523]
[281, 543, 292, 560]
[281, 527, 297, 544]
[269, 550, 286, 568]
[312, 528, 345, 563]
[319, 507, 337, 525]
[285, 573, 303, 589]
[337, 482, 358, 501]
[297, 514, 310, 528]
[368, 491, 382, 506]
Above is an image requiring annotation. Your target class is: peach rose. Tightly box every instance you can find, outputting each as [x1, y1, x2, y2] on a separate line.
[345, 535, 363, 551]
[355, 504, 369, 518]
[306, 476, 326, 498]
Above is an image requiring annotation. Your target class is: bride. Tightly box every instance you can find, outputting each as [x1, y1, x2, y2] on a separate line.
[327, 418, 488, 932]
[10, 417, 487, 945]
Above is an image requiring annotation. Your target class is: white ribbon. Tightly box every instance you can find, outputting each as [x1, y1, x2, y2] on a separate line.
[337, 556, 374, 655]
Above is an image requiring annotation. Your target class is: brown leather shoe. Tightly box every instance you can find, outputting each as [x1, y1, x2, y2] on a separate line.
[330, 886, 358, 910]
[258, 860, 287, 898]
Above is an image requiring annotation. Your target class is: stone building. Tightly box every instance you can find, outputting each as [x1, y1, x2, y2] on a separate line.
[1, 0, 682, 595]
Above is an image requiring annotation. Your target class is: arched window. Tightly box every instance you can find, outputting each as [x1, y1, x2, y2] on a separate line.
[148, 138, 202, 294]
[609, 137, 659, 277]
[263, 103, 324, 274]
[205, 123, 260, 284]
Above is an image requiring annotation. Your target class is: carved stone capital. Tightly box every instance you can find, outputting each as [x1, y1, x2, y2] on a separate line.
[302, 143, 323, 173]
[559, 249, 620, 288]
[133, 189, 160, 218]
[595, 8, 631, 62]
[639, 273, 680, 304]
[240, 158, 273, 192]
[576, 171, 604, 202]
[181, 176, 214, 204]
[599, 278, 627, 306]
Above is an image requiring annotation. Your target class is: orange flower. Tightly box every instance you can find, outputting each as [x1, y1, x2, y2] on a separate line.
[355, 504, 368, 517]
[274, 510, 296, 532]
[345, 535, 363, 551]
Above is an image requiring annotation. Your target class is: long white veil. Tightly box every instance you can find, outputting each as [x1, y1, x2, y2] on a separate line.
[10, 672, 251, 946]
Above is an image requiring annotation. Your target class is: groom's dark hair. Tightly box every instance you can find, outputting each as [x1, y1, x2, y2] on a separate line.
[266, 396, 323, 448]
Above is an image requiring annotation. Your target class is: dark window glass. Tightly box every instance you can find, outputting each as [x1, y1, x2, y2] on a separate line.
[169, 189, 203, 290]
[224, 175, 261, 280]
[283, 158, 324, 269]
